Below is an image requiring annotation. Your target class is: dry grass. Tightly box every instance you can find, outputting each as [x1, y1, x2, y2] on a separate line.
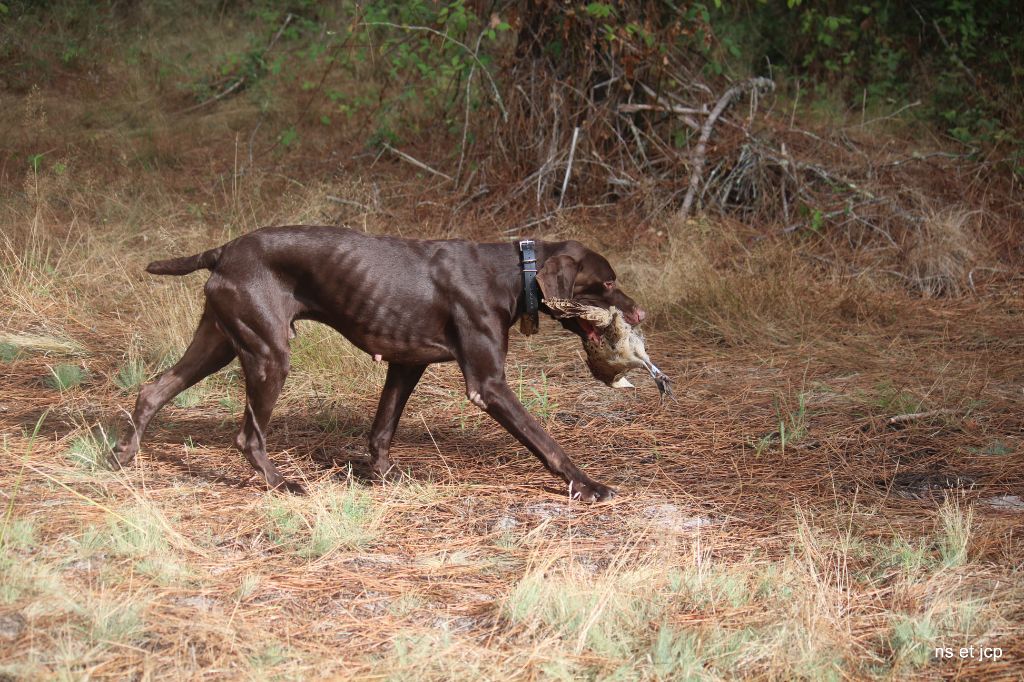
[2, 19, 1023, 680]
[2, 173, 1022, 677]
[902, 206, 985, 297]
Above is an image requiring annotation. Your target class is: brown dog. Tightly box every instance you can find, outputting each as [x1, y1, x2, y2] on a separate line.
[112, 226, 645, 501]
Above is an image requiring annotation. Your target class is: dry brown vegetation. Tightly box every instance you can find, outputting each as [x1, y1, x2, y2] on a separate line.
[3, 9, 1024, 681]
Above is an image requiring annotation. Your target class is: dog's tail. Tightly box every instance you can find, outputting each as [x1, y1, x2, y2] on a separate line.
[145, 247, 222, 276]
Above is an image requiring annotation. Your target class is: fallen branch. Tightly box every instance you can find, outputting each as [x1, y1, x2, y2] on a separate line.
[679, 77, 774, 219]
[849, 100, 921, 129]
[636, 82, 701, 130]
[618, 103, 701, 131]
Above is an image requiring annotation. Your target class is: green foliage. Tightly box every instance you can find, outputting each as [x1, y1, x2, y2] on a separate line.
[5, 0, 1020, 174]
[205, 1, 507, 147]
[0, 0, 104, 73]
[516, 369, 558, 420]
[712, 1, 1024, 172]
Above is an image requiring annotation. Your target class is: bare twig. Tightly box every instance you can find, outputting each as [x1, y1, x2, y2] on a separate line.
[264, 12, 296, 53]
[503, 202, 616, 235]
[930, 17, 978, 86]
[456, 30, 487, 185]
[246, 115, 264, 168]
[558, 127, 580, 210]
[879, 151, 964, 168]
[177, 77, 247, 115]
[849, 100, 921, 129]
[178, 13, 294, 115]
[453, 185, 490, 213]
[636, 82, 701, 130]
[618, 103, 702, 116]
[382, 143, 453, 182]
[679, 77, 775, 219]
[326, 196, 375, 212]
[887, 409, 956, 426]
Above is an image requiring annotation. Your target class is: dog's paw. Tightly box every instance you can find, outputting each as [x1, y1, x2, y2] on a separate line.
[568, 478, 617, 503]
[281, 479, 307, 495]
[109, 439, 137, 469]
[108, 448, 125, 470]
[267, 477, 306, 495]
[371, 457, 397, 481]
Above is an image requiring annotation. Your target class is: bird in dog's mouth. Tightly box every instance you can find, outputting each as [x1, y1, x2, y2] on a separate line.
[544, 298, 674, 400]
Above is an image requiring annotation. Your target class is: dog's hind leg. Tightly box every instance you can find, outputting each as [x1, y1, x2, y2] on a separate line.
[231, 339, 302, 493]
[112, 306, 236, 468]
[205, 295, 302, 493]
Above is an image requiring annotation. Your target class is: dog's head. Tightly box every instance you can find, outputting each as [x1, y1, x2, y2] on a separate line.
[537, 241, 645, 343]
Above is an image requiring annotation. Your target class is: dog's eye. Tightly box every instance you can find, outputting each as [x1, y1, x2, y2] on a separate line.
[603, 281, 615, 290]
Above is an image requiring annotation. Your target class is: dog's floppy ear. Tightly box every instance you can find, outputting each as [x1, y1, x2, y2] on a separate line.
[536, 254, 579, 300]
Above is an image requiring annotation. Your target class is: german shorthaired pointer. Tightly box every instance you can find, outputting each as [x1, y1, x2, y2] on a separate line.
[112, 226, 646, 501]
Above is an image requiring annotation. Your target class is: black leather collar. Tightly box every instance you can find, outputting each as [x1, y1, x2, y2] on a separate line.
[518, 239, 539, 335]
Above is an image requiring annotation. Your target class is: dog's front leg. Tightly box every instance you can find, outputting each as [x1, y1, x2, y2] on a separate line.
[368, 363, 427, 478]
[456, 333, 615, 502]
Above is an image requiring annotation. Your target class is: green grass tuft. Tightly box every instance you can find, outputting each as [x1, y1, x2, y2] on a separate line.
[79, 594, 145, 646]
[937, 494, 973, 567]
[669, 564, 751, 609]
[80, 500, 189, 584]
[890, 612, 937, 669]
[0, 342, 19, 362]
[504, 560, 665, 661]
[0, 517, 36, 551]
[235, 572, 261, 601]
[45, 363, 86, 390]
[66, 429, 115, 470]
[648, 625, 705, 679]
[266, 484, 381, 557]
[247, 642, 291, 677]
[875, 537, 935, 578]
[173, 385, 205, 408]
[114, 357, 147, 392]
